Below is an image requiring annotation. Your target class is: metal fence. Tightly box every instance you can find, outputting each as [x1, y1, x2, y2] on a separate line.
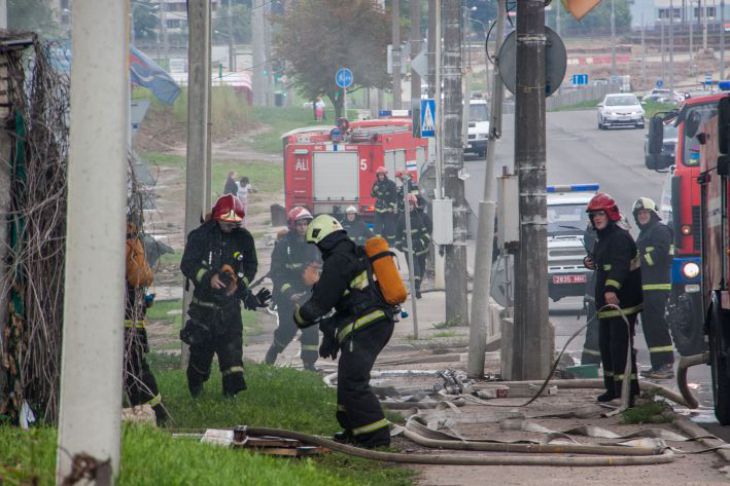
[545, 83, 623, 111]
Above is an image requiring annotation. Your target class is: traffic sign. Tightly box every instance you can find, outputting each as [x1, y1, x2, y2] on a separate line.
[420, 99, 436, 138]
[705, 73, 713, 86]
[497, 27, 567, 97]
[656, 79, 664, 88]
[571, 74, 588, 86]
[335, 68, 353, 89]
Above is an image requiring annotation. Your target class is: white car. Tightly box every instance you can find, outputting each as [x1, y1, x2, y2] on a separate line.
[597, 93, 645, 130]
[465, 99, 490, 157]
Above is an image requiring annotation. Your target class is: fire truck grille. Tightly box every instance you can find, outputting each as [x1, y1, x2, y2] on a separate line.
[692, 205, 701, 252]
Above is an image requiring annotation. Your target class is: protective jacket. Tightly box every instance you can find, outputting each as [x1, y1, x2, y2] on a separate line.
[371, 178, 397, 214]
[396, 180, 423, 212]
[636, 216, 672, 289]
[180, 219, 258, 306]
[396, 207, 432, 256]
[592, 222, 643, 319]
[270, 229, 321, 304]
[341, 215, 374, 246]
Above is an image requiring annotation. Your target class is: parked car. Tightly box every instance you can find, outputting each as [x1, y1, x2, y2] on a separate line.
[642, 88, 684, 104]
[597, 93, 645, 130]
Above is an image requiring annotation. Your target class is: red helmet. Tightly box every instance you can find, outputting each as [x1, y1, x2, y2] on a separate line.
[395, 169, 405, 179]
[586, 193, 621, 222]
[212, 194, 245, 223]
[376, 166, 388, 176]
[287, 206, 313, 226]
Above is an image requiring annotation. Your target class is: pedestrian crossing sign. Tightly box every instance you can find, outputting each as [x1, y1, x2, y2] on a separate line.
[420, 98, 436, 138]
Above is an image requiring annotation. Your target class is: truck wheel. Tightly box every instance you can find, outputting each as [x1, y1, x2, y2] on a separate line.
[667, 292, 707, 356]
[709, 299, 730, 425]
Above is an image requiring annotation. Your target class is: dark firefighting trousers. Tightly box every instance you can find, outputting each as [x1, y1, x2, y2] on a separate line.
[581, 299, 601, 365]
[124, 327, 161, 408]
[270, 300, 319, 366]
[599, 313, 640, 399]
[186, 302, 246, 396]
[337, 316, 394, 447]
[374, 212, 396, 244]
[641, 289, 674, 368]
[404, 252, 427, 293]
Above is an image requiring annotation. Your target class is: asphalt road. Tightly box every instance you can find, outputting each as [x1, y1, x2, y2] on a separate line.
[464, 109, 730, 441]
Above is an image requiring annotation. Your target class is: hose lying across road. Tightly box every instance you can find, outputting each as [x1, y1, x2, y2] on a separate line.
[242, 426, 676, 467]
[676, 352, 710, 410]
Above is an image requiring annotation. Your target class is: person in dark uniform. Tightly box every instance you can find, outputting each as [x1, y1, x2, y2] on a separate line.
[395, 170, 424, 213]
[294, 215, 395, 448]
[581, 224, 601, 365]
[124, 221, 168, 425]
[633, 197, 675, 379]
[180, 194, 271, 397]
[341, 205, 374, 246]
[396, 194, 432, 299]
[370, 167, 398, 243]
[583, 193, 642, 405]
[265, 207, 321, 370]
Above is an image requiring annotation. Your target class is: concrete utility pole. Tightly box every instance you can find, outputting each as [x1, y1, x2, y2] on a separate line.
[721, 0, 726, 78]
[227, 0, 236, 71]
[427, 0, 436, 98]
[410, 0, 421, 113]
[641, 14, 646, 85]
[468, 0, 505, 378]
[392, 0, 402, 109]
[670, 0, 675, 92]
[56, 0, 127, 482]
[443, 1, 468, 326]
[611, 0, 616, 76]
[690, 6, 695, 76]
[183, 0, 211, 364]
[703, 0, 709, 51]
[513, 0, 551, 380]
[252, 0, 266, 106]
[661, 20, 666, 80]
[0, 0, 6, 29]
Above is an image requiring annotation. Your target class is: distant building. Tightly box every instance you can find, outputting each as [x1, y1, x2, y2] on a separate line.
[630, 0, 729, 30]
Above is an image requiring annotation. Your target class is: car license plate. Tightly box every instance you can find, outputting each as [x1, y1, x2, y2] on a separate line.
[552, 274, 587, 284]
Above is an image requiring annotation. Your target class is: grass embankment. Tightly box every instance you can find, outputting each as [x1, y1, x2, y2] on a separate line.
[548, 99, 601, 112]
[0, 362, 412, 485]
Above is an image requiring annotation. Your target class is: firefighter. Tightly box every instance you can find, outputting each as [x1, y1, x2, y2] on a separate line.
[583, 193, 642, 405]
[265, 207, 322, 370]
[395, 170, 424, 213]
[633, 197, 675, 379]
[294, 215, 394, 448]
[180, 194, 271, 397]
[125, 221, 168, 425]
[581, 224, 601, 366]
[341, 205, 374, 246]
[370, 166, 398, 243]
[396, 194, 432, 299]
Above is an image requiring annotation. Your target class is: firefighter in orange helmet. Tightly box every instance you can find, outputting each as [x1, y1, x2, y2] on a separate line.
[370, 166, 398, 244]
[180, 194, 271, 397]
[265, 206, 322, 370]
[584, 193, 642, 406]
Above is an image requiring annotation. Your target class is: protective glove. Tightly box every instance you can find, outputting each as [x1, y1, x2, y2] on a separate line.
[319, 331, 339, 360]
[244, 288, 272, 310]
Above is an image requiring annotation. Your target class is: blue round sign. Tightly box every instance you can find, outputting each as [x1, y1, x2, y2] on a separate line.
[335, 68, 353, 89]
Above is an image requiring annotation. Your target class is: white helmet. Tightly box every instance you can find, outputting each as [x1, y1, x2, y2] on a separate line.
[345, 205, 358, 214]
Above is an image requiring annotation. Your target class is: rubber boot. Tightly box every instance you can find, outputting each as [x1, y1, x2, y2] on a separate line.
[264, 345, 278, 365]
[188, 380, 203, 398]
[153, 404, 169, 427]
[302, 360, 317, 372]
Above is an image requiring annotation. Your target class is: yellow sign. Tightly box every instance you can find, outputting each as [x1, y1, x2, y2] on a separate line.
[561, 0, 602, 21]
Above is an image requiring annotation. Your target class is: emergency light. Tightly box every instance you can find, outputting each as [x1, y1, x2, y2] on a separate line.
[378, 109, 411, 118]
[718, 80, 730, 91]
[547, 183, 600, 193]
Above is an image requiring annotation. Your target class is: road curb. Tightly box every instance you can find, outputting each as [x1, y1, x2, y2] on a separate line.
[673, 415, 730, 463]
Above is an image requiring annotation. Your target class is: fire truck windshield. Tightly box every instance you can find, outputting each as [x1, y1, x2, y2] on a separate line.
[682, 103, 716, 167]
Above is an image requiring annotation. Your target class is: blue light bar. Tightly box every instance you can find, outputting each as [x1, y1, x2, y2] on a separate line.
[719, 80, 730, 91]
[378, 110, 392, 117]
[547, 183, 600, 193]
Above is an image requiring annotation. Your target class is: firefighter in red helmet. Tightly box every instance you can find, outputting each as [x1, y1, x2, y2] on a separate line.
[264, 206, 322, 370]
[583, 193, 642, 406]
[370, 166, 398, 244]
[180, 194, 271, 397]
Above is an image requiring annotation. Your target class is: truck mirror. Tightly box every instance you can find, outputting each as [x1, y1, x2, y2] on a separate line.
[718, 155, 730, 176]
[647, 116, 664, 155]
[644, 153, 674, 171]
[719, 97, 730, 154]
[685, 110, 702, 139]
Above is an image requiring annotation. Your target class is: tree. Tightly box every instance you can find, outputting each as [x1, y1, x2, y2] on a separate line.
[8, 0, 59, 37]
[273, 0, 390, 118]
[213, 4, 252, 44]
[132, 2, 160, 43]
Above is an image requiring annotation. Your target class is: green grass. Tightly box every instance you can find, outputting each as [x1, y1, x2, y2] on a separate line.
[621, 400, 673, 425]
[210, 159, 282, 200]
[431, 331, 458, 339]
[142, 151, 185, 167]
[431, 318, 462, 330]
[146, 299, 264, 338]
[157, 249, 182, 267]
[642, 101, 678, 120]
[548, 99, 601, 112]
[248, 106, 333, 154]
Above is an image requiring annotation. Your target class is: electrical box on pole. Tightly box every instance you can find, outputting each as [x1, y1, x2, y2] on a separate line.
[431, 198, 454, 245]
[497, 172, 519, 249]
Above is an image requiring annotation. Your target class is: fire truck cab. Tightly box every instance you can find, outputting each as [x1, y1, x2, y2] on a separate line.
[282, 117, 429, 218]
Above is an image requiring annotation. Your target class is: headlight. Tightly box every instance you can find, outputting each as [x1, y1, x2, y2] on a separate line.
[682, 262, 700, 279]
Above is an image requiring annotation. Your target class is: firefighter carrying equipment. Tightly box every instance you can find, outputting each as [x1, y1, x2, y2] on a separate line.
[587, 192, 621, 222]
[307, 214, 345, 245]
[364, 236, 408, 305]
[212, 194, 245, 223]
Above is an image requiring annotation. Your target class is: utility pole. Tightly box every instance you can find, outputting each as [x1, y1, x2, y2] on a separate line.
[468, 0, 505, 378]
[721, 0, 726, 78]
[227, 0, 236, 71]
[556, 2, 561, 36]
[427, 0, 436, 98]
[513, 0, 551, 380]
[670, 0, 675, 92]
[661, 20, 665, 80]
[641, 14, 646, 86]
[690, 4, 695, 76]
[703, 0, 709, 51]
[443, 1, 468, 326]
[56, 0, 127, 482]
[611, 0, 616, 76]
[410, 0, 421, 112]
[0, 0, 6, 29]
[252, 0, 266, 106]
[392, 0, 402, 109]
[183, 0, 211, 365]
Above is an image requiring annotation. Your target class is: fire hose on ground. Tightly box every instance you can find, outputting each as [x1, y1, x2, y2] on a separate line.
[676, 352, 710, 410]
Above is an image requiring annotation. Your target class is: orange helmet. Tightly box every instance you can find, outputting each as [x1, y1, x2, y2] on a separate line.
[287, 206, 313, 227]
[376, 166, 388, 176]
[212, 194, 244, 223]
[586, 193, 621, 222]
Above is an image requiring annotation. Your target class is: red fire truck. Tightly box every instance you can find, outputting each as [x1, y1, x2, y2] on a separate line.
[281, 118, 429, 218]
[646, 94, 727, 357]
[694, 94, 730, 423]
